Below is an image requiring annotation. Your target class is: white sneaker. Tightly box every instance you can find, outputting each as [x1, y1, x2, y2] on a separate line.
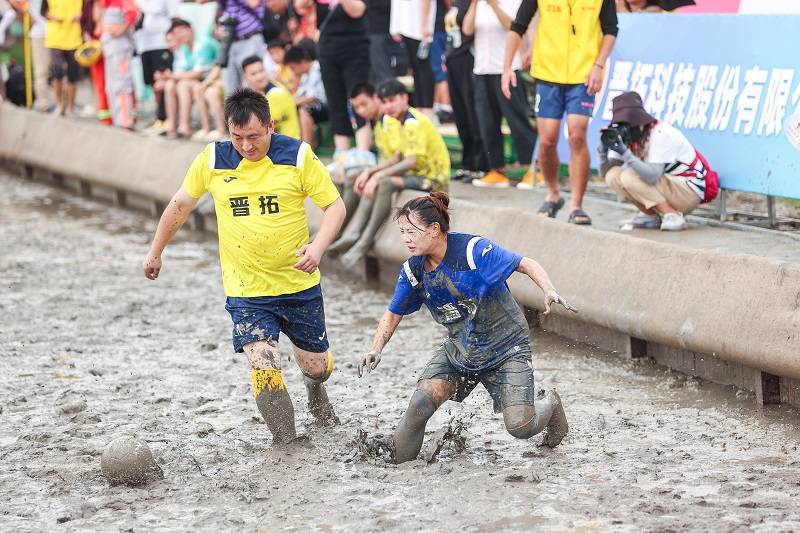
[205, 129, 227, 141]
[622, 213, 661, 230]
[191, 129, 209, 141]
[660, 212, 687, 231]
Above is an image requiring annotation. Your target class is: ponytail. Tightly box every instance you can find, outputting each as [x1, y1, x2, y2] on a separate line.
[393, 191, 451, 233]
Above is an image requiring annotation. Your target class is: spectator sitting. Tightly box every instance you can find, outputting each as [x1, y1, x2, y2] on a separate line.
[600, 91, 719, 232]
[330, 79, 450, 268]
[284, 45, 327, 146]
[241, 54, 301, 138]
[161, 18, 218, 139]
[327, 81, 394, 228]
[267, 38, 295, 91]
[191, 63, 227, 141]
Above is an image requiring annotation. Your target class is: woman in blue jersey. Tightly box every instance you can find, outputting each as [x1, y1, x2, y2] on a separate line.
[357, 191, 576, 463]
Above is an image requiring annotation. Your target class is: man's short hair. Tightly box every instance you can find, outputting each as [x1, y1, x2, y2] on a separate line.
[267, 39, 287, 49]
[350, 81, 376, 99]
[241, 55, 263, 72]
[167, 18, 192, 33]
[376, 79, 407, 99]
[284, 46, 313, 65]
[224, 88, 272, 128]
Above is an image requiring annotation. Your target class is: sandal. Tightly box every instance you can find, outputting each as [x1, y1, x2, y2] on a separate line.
[537, 197, 565, 218]
[568, 208, 592, 225]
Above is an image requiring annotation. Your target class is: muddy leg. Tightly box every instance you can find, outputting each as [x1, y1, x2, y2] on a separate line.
[340, 179, 399, 268]
[244, 340, 297, 444]
[502, 389, 568, 447]
[294, 347, 339, 425]
[394, 379, 456, 464]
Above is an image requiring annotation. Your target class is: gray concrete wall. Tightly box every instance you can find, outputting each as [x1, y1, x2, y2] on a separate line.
[2, 103, 798, 400]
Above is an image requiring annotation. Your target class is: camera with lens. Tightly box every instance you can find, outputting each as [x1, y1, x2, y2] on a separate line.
[217, 14, 239, 68]
[600, 123, 632, 149]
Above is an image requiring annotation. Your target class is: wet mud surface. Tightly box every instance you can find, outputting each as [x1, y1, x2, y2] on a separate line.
[2, 174, 800, 532]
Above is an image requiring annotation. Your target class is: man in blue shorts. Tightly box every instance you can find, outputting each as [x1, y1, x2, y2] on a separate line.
[501, 0, 618, 225]
[143, 88, 346, 444]
[357, 192, 575, 463]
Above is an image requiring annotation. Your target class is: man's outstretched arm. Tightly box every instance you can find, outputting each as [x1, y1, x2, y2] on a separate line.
[142, 187, 200, 280]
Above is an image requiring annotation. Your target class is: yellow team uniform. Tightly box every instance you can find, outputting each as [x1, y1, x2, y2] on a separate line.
[400, 107, 450, 191]
[264, 82, 301, 139]
[373, 114, 404, 161]
[44, 0, 83, 50]
[183, 134, 340, 297]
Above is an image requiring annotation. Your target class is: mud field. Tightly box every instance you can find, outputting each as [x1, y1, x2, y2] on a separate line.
[1, 173, 800, 532]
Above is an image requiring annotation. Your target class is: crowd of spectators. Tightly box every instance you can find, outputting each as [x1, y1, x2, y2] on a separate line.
[1, 0, 716, 232]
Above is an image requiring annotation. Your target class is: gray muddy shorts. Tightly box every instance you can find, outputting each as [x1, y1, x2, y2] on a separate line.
[401, 175, 433, 192]
[418, 343, 535, 413]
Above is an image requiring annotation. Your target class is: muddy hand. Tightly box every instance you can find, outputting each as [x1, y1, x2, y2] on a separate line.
[143, 254, 162, 280]
[357, 351, 382, 378]
[544, 291, 578, 315]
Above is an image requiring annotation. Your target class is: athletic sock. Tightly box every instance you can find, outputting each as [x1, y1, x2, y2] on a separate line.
[250, 369, 297, 444]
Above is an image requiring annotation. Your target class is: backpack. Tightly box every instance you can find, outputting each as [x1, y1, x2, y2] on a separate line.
[695, 149, 719, 203]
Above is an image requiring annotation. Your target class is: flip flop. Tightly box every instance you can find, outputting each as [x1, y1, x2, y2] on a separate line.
[537, 197, 565, 218]
[568, 208, 592, 225]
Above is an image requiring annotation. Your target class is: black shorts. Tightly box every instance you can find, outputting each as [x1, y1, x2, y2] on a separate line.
[49, 49, 80, 83]
[304, 102, 329, 124]
[419, 341, 535, 413]
[140, 49, 173, 86]
[401, 175, 433, 192]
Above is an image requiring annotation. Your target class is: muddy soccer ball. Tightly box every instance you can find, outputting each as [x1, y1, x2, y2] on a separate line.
[100, 437, 163, 486]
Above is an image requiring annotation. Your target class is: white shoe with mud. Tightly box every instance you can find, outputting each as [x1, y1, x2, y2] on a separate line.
[542, 389, 568, 448]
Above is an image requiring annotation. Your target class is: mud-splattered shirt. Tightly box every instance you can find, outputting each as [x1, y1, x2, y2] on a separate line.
[183, 135, 340, 297]
[388, 232, 530, 373]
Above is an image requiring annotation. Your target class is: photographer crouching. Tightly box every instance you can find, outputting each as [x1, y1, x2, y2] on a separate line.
[599, 91, 719, 231]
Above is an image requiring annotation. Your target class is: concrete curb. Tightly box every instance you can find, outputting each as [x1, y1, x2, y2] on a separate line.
[2, 103, 798, 402]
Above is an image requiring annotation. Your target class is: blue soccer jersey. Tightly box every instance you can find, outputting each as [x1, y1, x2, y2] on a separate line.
[388, 232, 531, 373]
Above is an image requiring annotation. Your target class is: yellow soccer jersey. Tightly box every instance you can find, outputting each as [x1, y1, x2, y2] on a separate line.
[401, 107, 451, 191]
[183, 134, 340, 297]
[265, 82, 301, 139]
[44, 0, 83, 50]
[373, 115, 403, 161]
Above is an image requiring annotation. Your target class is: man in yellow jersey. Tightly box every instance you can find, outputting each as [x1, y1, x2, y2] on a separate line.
[328, 81, 400, 243]
[142, 88, 346, 445]
[334, 79, 450, 268]
[241, 55, 301, 139]
[502, 0, 618, 225]
[42, 0, 83, 116]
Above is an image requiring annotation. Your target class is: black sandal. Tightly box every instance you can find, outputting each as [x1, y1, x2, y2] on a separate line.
[537, 197, 565, 218]
[568, 208, 592, 225]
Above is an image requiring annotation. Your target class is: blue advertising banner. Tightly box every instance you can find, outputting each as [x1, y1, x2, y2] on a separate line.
[565, 14, 800, 199]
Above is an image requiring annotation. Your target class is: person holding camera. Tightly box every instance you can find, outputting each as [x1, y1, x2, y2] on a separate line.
[199, 0, 266, 95]
[599, 91, 719, 232]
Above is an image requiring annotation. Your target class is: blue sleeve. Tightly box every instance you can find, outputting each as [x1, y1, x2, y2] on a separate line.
[388, 267, 424, 315]
[471, 238, 523, 285]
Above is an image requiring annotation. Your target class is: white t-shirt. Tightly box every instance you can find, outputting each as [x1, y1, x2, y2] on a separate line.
[390, 0, 436, 41]
[134, 0, 181, 53]
[610, 121, 709, 199]
[473, 0, 521, 75]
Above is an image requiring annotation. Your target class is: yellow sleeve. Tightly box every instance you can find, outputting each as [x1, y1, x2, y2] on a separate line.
[281, 91, 301, 139]
[402, 120, 427, 159]
[182, 147, 211, 198]
[300, 145, 340, 209]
